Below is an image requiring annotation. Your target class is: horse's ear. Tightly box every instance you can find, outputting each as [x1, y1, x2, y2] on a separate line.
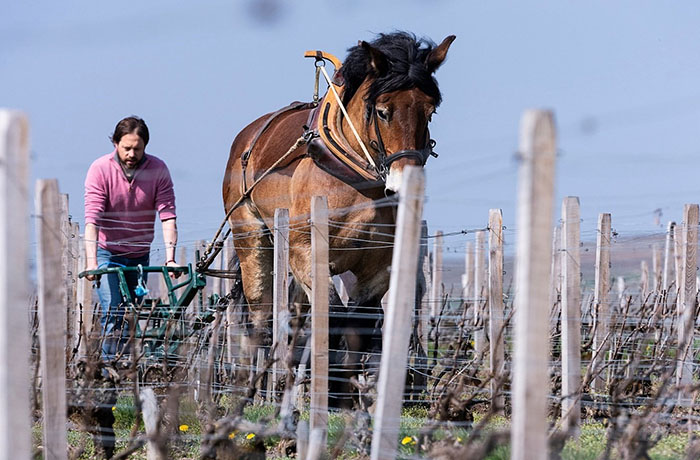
[425, 35, 456, 73]
[360, 40, 389, 76]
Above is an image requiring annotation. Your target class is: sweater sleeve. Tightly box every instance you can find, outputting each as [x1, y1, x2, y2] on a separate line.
[84, 161, 107, 225]
[156, 162, 177, 221]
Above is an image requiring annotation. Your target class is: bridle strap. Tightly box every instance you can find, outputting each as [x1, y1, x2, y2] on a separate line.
[370, 107, 437, 174]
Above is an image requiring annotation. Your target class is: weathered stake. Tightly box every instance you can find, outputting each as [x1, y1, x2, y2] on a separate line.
[673, 224, 684, 298]
[677, 204, 698, 401]
[78, 234, 95, 357]
[561, 196, 581, 434]
[310, 196, 329, 441]
[652, 243, 662, 292]
[488, 208, 504, 413]
[548, 226, 562, 329]
[430, 230, 443, 320]
[371, 167, 425, 460]
[36, 179, 68, 460]
[69, 221, 80, 356]
[463, 241, 475, 310]
[0, 110, 31, 460]
[511, 109, 556, 460]
[419, 222, 430, 355]
[592, 213, 611, 392]
[473, 230, 487, 357]
[273, 208, 290, 398]
[140, 388, 166, 460]
[663, 221, 676, 292]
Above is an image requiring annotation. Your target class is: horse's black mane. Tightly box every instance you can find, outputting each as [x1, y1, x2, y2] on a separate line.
[341, 31, 443, 114]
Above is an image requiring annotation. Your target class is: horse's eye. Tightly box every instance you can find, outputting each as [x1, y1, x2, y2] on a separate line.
[376, 109, 390, 122]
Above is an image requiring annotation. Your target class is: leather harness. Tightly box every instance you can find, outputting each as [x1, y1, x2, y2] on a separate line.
[198, 52, 437, 271]
[239, 53, 438, 194]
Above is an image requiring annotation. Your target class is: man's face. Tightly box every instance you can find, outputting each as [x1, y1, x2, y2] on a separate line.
[115, 132, 145, 168]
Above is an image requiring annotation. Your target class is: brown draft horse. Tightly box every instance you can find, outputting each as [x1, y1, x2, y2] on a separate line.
[222, 32, 455, 407]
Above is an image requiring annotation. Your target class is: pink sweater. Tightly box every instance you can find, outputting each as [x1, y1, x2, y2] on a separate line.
[84, 151, 176, 257]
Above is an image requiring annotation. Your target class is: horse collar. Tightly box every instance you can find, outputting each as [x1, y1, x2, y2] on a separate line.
[310, 85, 439, 184]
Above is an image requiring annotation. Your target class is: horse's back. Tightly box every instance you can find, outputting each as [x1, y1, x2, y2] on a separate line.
[222, 103, 313, 209]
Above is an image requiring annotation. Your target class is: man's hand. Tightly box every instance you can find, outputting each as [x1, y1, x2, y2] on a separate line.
[165, 259, 182, 280]
[85, 260, 98, 281]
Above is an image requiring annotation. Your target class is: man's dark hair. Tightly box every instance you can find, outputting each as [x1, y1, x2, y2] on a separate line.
[111, 116, 150, 146]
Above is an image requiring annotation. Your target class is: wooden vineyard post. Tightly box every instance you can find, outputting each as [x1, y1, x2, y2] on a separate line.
[307, 428, 326, 460]
[295, 362, 307, 411]
[430, 231, 443, 320]
[178, 245, 197, 399]
[488, 209, 504, 413]
[652, 244, 662, 293]
[296, 420, 309, 460]
[36, 179, 68, 460]
[463, 241, 474, 312]
[310, 196, 329, 444]
[511, 109, 556, 460]
[673, 224, 684, 297]
[592, 213, 611, 392]
[461, 240, 475, 357]
[473, 230, 487, 357]
[370, 167, 425, 460]
[222, 238, 239, 371]
[677, 204, 698, 401]
[663, 222, 676, 292]
[255, 348, 266, 403]
[0, 110, 31, 460]
[561, 196, 581, 434]
[192, 240, 205, 401]
[140, 388, 166, 460]
[69, 221, 80, 355]
[273, 208, 290, 399]
[617, 277, 626, 311]
[59, 194, 74, 364]
[640, 261, 649, 301]
[419, 222, 430, 355]
[78, 234, 95, 356]
[222, 237, 232, 295]
[211, 247, 222, 298]
[549, 226, 562, 328]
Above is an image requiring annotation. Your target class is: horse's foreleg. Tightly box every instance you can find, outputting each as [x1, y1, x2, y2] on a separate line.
[232, 223, 274, 392]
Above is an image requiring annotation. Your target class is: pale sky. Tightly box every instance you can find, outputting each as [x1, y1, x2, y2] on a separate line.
[4, 1, 700, 258]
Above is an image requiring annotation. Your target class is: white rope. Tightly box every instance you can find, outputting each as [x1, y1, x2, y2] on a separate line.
[319, 65, 378, 170]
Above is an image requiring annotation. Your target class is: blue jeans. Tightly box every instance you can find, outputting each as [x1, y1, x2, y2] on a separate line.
[96, 247, 149, 360]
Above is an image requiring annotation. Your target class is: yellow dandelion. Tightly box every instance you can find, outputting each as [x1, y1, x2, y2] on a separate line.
[401, 436, 413, 445]
[457, 436, 462, 442]
[111, 407, 116, 411]
[228, 432, 235, 439]
[179, 424, 189, 432]
[246, 433, 255, 440]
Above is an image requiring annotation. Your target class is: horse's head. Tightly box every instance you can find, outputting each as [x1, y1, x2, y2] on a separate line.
[341, 32, 455, 194]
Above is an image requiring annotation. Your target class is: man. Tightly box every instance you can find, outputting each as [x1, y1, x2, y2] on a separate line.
[84, 116, 179, 361]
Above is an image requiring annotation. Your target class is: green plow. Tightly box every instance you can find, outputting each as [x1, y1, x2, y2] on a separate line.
[79, 261, 224, 360]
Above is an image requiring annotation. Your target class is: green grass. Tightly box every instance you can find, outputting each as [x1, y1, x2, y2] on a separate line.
[35, 394, 694, 459]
